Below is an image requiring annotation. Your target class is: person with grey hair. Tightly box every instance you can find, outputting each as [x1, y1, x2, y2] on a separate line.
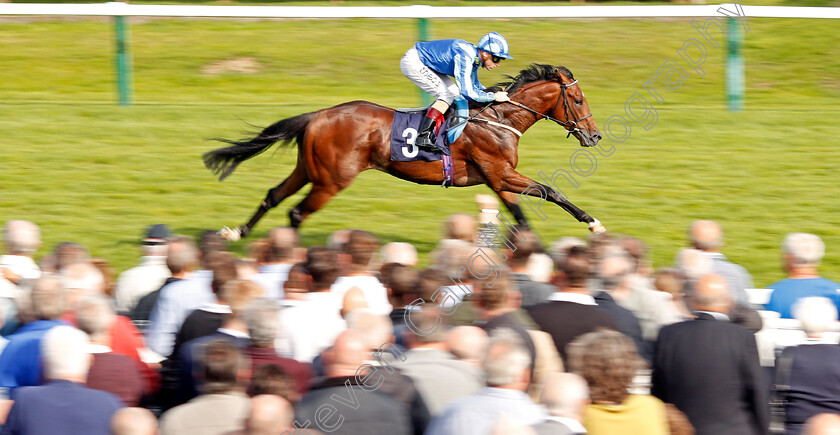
[592, 253, 647, 360]
[652, 273, 768, 435]
[243, 298, 313, 397]
[766, 233, 840, 319]
[425, 328, 547, 435]
[0, 274, 66, 394]
[77, 294, 144, 407]
[114, 224, 172, 314]
[381, 242, 419, 267]
[445, 325, 488, 369]
[2, 326, 124, 434]
[131, 235, 199, 329]
[531, 373, 589, 435]
[683, 220, 753, 307]
[0, 220, 41, 295]
[111, 407, 159, 435]
[246, 394, 295, 435]
[771, 297, 840, 434]
[397, 307, 482, 416]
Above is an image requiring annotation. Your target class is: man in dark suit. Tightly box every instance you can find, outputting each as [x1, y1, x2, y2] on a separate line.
[652, 274, 768, 435]
[526, 246, 617, 361]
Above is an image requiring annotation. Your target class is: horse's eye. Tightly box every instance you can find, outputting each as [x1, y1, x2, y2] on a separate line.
[575, 99, 583, 105]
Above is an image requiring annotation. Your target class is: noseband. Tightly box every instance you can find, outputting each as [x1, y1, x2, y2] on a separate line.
[509, 79, 592, 138]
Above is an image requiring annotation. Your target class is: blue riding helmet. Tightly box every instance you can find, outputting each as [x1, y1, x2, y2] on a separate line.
[477, 32, 513, 60]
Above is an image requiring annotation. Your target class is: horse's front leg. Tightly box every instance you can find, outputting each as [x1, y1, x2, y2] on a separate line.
[495, 168, 606, 233]
[495, 191, 530, 229]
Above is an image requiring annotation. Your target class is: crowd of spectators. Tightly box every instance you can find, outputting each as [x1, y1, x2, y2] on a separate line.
[0, 206, 839, 435]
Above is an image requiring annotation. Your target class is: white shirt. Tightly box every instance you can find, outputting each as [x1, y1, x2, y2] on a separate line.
[251, 263, 292, 300]
[547, 292, 597, 305]
[330, 275, 392, 316]
[0, 255, 40, 298]
[275, 292, 346, 362]
[543, 416, 587, 433]
[114, 256, 171, 312]
[145, 270, 214, 357]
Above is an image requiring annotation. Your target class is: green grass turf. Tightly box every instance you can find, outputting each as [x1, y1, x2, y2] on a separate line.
[1, 11, 839, 286]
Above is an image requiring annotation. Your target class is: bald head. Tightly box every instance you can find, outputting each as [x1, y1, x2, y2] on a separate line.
[111, 407, 158, 435]
[804, 413, 840, 435]
[446, 326, 488, 364]
[598, 254, 633, 291]
[326, 330, 369, 377]
[381, 242, 418, 267]
[247, 395, 294, 435]
[691, 274, 733, 313]
[690, 220, 724, 252]
[445, 214, 476, 242]
[539, 372, 589, 420]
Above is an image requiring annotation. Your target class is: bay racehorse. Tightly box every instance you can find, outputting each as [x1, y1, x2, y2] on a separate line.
[204, 64, 605, 240]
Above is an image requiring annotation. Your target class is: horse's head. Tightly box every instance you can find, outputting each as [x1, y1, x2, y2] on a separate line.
[551, 68, 602, 148]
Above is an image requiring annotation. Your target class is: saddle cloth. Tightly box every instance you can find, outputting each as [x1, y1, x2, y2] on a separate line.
[389, 97, 469, 162]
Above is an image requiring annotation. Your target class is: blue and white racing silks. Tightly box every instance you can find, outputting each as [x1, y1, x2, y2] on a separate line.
[414, 39, 495, 103]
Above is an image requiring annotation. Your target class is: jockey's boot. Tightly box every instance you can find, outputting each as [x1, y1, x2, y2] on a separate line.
[414, 115, 438, 151]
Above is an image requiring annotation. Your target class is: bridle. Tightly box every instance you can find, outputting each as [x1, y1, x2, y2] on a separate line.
[507, 78, 592, 138]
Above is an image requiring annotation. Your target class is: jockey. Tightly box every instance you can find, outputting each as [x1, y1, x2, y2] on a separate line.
[400, 32, 513, 150]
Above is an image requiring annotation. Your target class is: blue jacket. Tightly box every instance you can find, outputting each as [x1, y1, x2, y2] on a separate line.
[414, 39, 495, 103]
[0, 319, 66, 397]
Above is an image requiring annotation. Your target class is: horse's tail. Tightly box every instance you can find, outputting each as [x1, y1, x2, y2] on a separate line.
[203, 112, 315, 181]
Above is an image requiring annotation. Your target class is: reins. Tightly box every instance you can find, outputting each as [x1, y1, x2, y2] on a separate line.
[507, 79, 592, 138]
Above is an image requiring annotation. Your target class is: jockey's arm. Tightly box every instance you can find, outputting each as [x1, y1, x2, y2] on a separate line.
[452, 46, 495, 103]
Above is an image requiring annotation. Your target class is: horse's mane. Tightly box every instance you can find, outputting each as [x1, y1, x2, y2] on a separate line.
[486, 64, 573, 95]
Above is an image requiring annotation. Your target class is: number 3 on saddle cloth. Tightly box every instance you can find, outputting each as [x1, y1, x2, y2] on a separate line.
[390, 97, 469, 187]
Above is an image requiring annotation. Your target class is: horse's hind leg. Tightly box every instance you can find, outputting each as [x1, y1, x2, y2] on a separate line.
[288, 184, 340, 229]
[237, 162, 309, 238]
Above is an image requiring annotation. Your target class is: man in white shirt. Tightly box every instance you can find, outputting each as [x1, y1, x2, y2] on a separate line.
[251, 227, 297, 300]
[113, 224, 171, 313]
[0, 220, 42, 295]
[330, 230, 391, 316]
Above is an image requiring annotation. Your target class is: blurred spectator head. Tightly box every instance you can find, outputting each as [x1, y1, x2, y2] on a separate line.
[327, 229, 352, 251]
[567, 329, 644, 405]
[483, 328, 531, 391]
[340, 287, 368, 318]
[53, 242, 90, 272]
[42, 325, 91, 382]
[558, 246, 591, 291]
[208, 252, 238, 295]
[597, 254, 633, 292]
[200, 339, 247, 395]
[620, 236, 649, 275]
[141, 224, 170, 257]
[675, 248, 712, 281]
[445, 213, 476, 243]
[344, 230, 379, 271]
[446, 325, 488, 367]
[111, 407, 158, 435]
[28, 274, 65, 321]
[220, 280, 263, 317]
[91, 258, 117, 298]
[538, 372, 589, 421]
[794, 297, 838, 337]
[654, 268, 686, 299]
[549, 236, 586, 267]
[244, 298, 281, 348]
[324, 330, 368, 378]
[305, 246, 340, 291]
[235, 258, 259, 281]
[416, 267, 449, 302]
[199, 230, 228, 265]
[690, 274, 733, 314]
[526, 253, 554, 284]
[266, 227, 298, 264]
[3, 220, 41, 256]
[166, 236, 199, 277]
[62, 262, 105, 310]
[246, 395, 295, 435]
[432, 239, 473, 278]
[405, 306, 448, 346]
[347, 309, 393, 351]
[783, 233, 825, 270]
[506, 229, 539, 268]
[76, 293, 117, 344]
[282, 263, 309, 300]
[689, 220, 724, 252]
[381, 262, 418, 306]
[477, 272, 516, 313]
[248, 364, 296, 402]
[380, 242, 418, 267]
[803, 413, 840, 435]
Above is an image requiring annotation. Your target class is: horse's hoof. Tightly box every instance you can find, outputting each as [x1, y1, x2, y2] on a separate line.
[219, 226, 242, 242]
[588, 219, 607, 234]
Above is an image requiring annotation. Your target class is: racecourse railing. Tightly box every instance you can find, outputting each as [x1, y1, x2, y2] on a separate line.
[1, 3, 838, 106]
